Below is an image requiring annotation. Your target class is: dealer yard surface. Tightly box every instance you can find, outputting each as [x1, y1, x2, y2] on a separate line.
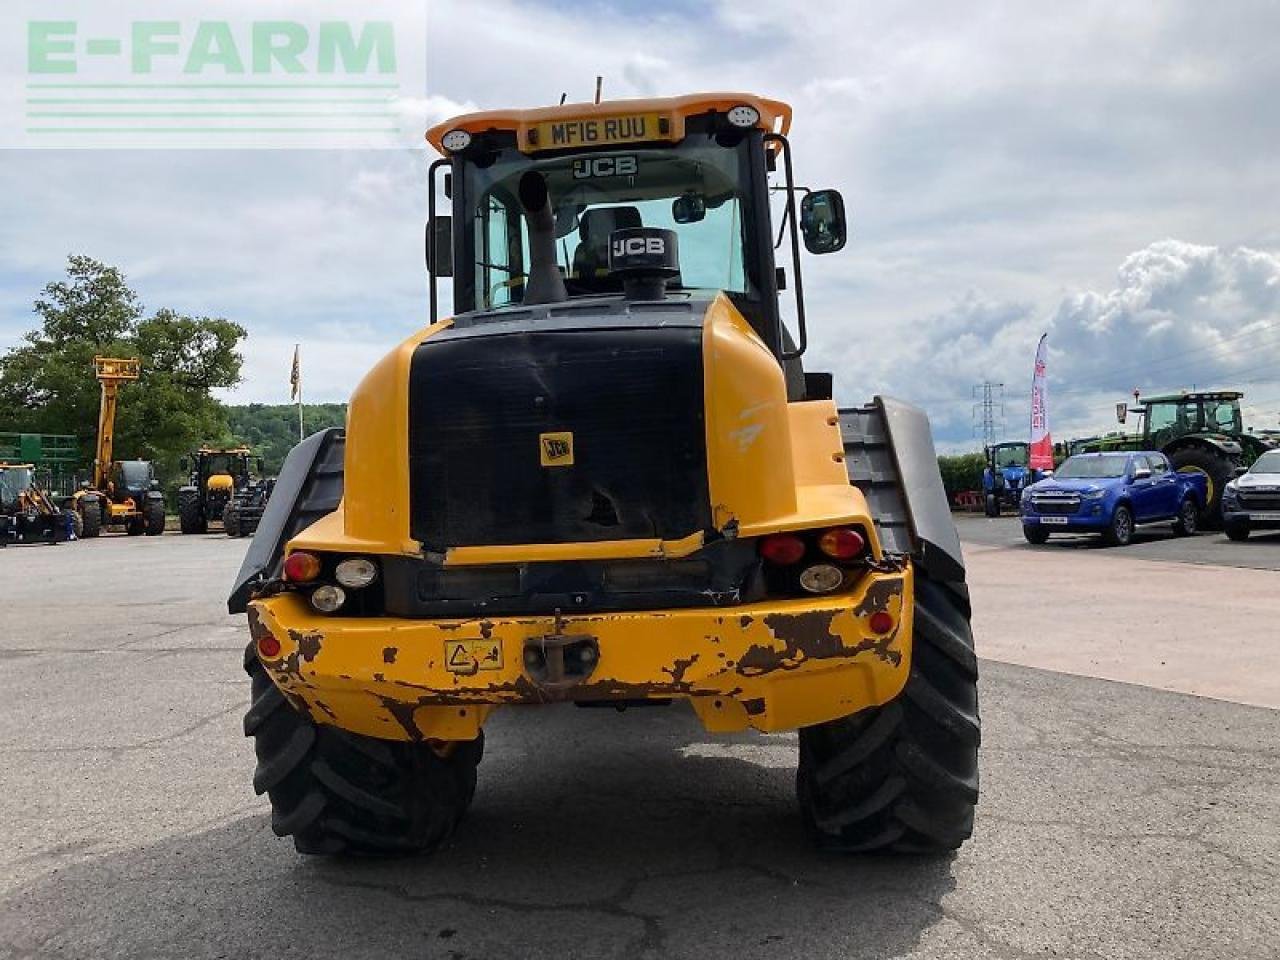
[2, 521, 1278, 959]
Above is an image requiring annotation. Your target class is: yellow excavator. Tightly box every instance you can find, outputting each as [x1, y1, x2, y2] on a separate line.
[72, 357, 166, 537]
[231, 92, 977, 858]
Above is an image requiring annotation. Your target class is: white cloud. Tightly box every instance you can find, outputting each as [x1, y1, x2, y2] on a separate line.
[2, 0, 1280, 431]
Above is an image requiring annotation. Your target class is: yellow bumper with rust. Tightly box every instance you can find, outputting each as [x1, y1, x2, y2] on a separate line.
[248, 565, 913, 742]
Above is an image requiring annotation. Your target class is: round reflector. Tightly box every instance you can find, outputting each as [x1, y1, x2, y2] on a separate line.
[310, 584, 347, 613]
[335, 556, 378, 589]
[798, 563, 845, 594]
[818, 527, 866, 560]
[257, 634, 281, 658]
[868, 610, 895, 635]
[760, 533, 806, 565]
[283, 551, 321, 583]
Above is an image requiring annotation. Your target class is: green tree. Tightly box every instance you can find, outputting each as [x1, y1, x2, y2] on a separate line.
[225, 402, 347, 474]
[0, 256, 246, 483]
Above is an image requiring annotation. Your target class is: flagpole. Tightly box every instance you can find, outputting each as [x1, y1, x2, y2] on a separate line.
[296, 345, 304, 442]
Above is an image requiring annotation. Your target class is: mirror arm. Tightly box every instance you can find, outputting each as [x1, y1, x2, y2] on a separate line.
[427, 157, 451, 324]
[765, 133, 807, 360]
[768, 184, 811, 250]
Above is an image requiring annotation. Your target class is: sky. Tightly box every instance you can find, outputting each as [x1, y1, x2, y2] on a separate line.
[2, 0, 1279, 450]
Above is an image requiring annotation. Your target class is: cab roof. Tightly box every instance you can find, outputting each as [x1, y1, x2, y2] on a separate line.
[426, 92, 792, 154]
[1142, 390, 1243, 403]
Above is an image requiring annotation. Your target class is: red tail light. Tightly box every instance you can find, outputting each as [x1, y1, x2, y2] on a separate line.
[759, 533, 806, 565]
[818, 527, 865, 560]
[868, 610, 895, 635]
[283, 551, 321, 583]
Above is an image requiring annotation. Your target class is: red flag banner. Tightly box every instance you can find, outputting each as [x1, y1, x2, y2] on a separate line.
[1029, 334, 1052, 470]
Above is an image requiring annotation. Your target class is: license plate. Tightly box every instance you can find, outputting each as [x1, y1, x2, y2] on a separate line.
[1038, 516, 1069, 525]
[531, 113, 667, 150]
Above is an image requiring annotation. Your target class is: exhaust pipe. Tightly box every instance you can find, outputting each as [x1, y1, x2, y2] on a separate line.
[518, 171, 567, 305]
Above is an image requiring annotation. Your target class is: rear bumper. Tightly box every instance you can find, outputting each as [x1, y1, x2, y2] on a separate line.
[247, 564, 913, 742]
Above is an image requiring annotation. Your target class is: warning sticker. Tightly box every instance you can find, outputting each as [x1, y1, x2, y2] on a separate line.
[444, 639, 503, 675]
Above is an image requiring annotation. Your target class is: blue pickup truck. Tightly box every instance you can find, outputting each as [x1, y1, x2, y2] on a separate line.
[1019, 451, 1207, 546]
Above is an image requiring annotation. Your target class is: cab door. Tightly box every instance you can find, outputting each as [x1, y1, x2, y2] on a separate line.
[1147, 453, 1181, 516]
[1128, 455, 1161, 521]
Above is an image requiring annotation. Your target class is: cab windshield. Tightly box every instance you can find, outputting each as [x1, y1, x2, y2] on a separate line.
[1250, 450, 1280, 474]
[0, 467, 33, 507]
[461, 131, 755, 311]
[993, 445, 1029, 468]
[1056, 455, 1132, 479]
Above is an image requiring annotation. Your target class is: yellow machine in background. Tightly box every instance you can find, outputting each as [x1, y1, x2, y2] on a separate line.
[231, 92, 978, 860]
[73, 357, 166, 538]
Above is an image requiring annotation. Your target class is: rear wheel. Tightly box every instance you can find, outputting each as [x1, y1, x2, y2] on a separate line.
[1168, 447, 1237, 530]
[178, 491, 206, 534]
[244, 644, 482, 856]
[224, 507, 242, 538]
[984, 494, 999, 518]
[1103, 504, 1133, 547]
[79, 501, 101, 539]
[1171, 496, 1198, 537]
[797, 574, 979, 853]
[145, 500, 166, 536]
[127, 514, 145, 536]
[1225, 520, 1250, 542]
[1022, 525, 1050, 544]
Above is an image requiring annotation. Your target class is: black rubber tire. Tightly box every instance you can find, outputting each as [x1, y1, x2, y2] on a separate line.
[144, 500, 166, 536]
[984, 494, 999, 518]
[1225, 521, 1250, 542]
[127, 514, 145, 536]
[1171, 496, 1198, 537]
[1102, 504, 1133, 547]
[178, 492, 206, 534]
[224, 507, 242, 538]
[79, 501, 101, 539]
[1168, 447, 1237, 530]
[796, 574, 979, 853]
[1022, 525, 1050, 545]
[243, 644, 482, 856]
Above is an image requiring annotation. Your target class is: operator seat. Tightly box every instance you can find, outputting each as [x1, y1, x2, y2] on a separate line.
[572, 206, 642, 290]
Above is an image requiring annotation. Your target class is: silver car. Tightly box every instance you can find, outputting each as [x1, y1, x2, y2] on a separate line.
[1222, 449, 1280, 540]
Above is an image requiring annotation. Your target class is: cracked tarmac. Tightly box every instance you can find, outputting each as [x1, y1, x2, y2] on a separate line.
[2, 531, 1278, 959]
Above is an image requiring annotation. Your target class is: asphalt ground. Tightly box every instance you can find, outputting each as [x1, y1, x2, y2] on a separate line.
[2, 528, 1278, 959]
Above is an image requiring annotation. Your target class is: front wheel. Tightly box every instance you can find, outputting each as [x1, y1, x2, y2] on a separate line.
[1022, 524, 1050, 544]
[79, 501, 101, 538]
[145, 501, 166, 536]
[1102, 504, 1134, 547]
[984, 494, 1000, 518]
[178, 491, 206, 534]
[1168, 447, 1237, 530]
[796, 574, 979, 853]
[1225, 520, 1250, 542]
[244, 644, 482, 856]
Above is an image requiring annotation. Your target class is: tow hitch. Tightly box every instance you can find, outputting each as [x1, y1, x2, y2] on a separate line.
[523, 631, 600, 691]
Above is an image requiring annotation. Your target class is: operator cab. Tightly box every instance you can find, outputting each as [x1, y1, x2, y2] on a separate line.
[426, 93, 847, 371]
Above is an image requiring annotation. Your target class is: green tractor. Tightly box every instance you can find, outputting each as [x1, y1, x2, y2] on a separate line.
[1078, 390, 1271, 526]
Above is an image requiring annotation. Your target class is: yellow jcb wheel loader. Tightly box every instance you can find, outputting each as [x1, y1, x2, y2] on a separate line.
[72, 358, 166, 538]
[230, 92, 978, 858]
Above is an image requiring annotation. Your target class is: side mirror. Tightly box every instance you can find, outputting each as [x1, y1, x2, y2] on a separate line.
[672, 193, 706, 224]
[179, 457, 188, 472]
[799, 189, 847, 254]
[1233, 466, 1248, 478]
[426, 216, 453, 277]
[1132, 467, 1152, 482]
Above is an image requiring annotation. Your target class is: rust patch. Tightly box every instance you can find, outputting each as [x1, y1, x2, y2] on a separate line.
[379, 697, 423, 740]
[738, 615, 754, 628]
[382, 647, 398, 664]
[742, 698, 766, 716]
[288, 629, 323, 663]
[853, 578, 903, 617]
[246, 607, 273, 646]
[373, 672, 385, 682]
[479, 620, 494, 639]
[663, 653, 700, 685]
